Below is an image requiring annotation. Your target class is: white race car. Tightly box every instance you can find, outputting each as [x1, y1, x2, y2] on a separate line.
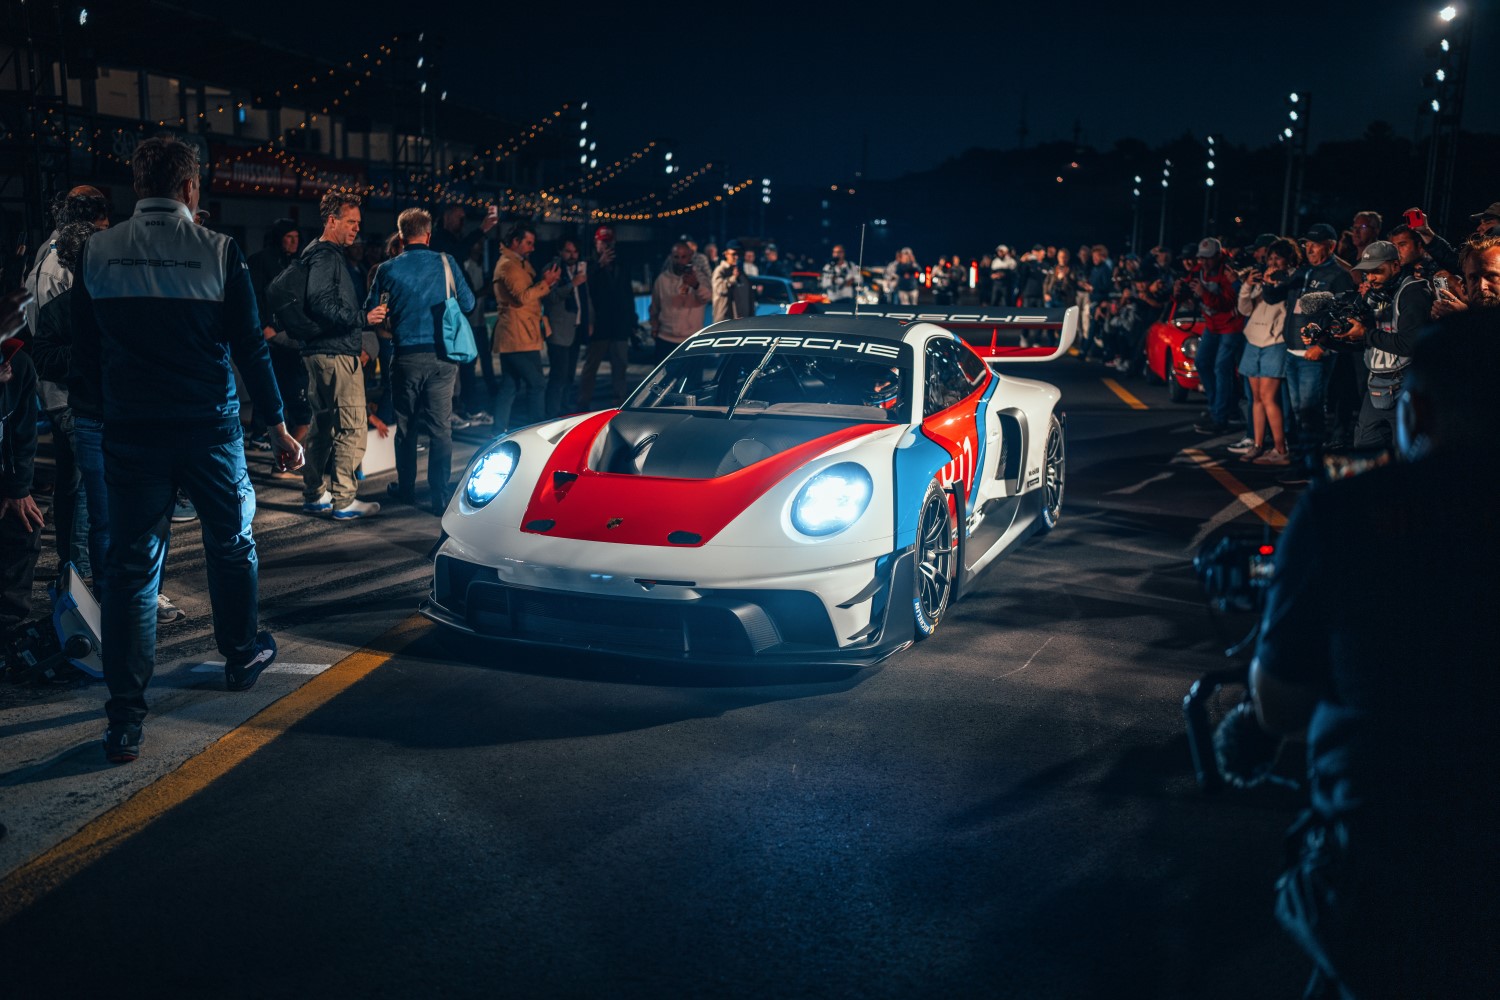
[422, 306, 1076, 666]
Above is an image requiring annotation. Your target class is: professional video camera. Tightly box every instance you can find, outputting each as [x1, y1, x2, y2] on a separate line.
[1297, 289, 1385, 350]
[1182, 528, 1295, 793]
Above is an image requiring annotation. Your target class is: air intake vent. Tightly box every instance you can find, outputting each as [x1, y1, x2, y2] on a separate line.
[667, 531, 702, 546]
[525, 519, 556, 532]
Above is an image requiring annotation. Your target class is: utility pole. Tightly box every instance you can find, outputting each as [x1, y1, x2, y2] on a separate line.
[1158, 159, 1171, 249]
[1131, 175, 1142, 255]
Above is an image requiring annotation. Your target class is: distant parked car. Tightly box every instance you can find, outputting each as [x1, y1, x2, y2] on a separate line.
[1144, 307, 1204, 403]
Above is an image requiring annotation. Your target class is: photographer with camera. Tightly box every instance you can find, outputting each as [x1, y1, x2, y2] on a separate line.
[1336, 241, 1434, 450]
[1279, 223, 1356, 481]
[1232, 238, 1299, 464]
[1249, 310, 1500, 999]
[650, 241, 710, 364]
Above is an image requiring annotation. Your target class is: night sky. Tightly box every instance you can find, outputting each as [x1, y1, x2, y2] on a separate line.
[175, 1, 1499, 189]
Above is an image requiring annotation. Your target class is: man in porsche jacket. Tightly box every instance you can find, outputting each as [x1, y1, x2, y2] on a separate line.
[70, 136, 305, 763]
[300, 191, 387, 519]
[363, 207, 473, 513]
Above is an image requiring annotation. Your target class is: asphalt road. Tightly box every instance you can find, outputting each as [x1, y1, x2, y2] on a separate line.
[0, 361, 1312, 998]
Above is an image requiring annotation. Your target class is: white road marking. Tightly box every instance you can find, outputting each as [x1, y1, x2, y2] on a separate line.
[1184, 487, 1284, 553]
[1107, 471, 1174, 495]
[187, 662, 332, 676]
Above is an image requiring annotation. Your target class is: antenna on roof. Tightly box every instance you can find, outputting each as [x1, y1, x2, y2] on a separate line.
[854, 223, 866, 317]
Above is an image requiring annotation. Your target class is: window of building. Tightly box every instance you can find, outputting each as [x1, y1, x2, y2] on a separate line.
[202, 87, 234, 135]
[95, 67, 141, 120]
[145, 74, 182, 125]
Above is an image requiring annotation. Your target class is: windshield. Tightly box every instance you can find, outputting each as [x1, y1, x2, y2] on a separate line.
[625, 332, 912, 423]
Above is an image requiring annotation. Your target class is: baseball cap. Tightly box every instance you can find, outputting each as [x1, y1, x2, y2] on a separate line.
[1031, 243, 1045, 252]
[1196, 237, 1222, 258]
[1352, 240, 1399, 270]
[1251, 233, 1278, 250]
[593, 225, 615, 243]
[1469, 201, 1500, 220]
[996, 244, 1009, 254]
[1302, 222, 1339, 242]
[1179, 242, 1199, 260]
[725, 239, 744, 251]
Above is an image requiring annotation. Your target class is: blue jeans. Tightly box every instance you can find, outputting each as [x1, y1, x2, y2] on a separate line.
[1284, 352, 1332, 455]
[74, 415, 110, 590]
[1195, 331, 1244, 427]
[102, 434, 260, 726]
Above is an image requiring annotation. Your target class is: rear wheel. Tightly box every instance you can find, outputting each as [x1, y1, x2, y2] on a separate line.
[913, 480, 957, 640]
[1038, 414, 1065, 533]
[1167, 353, 1189, 404]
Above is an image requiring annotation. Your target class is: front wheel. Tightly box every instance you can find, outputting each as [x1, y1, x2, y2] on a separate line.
[1167, 354, 1189, 403]
[913, 480, 957, 640]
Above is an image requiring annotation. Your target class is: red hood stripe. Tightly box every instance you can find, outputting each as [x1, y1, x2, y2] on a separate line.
[520, 412, 887, 547]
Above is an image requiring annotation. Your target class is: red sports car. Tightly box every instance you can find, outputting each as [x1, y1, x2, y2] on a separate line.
[1144, 308, 1204, 403]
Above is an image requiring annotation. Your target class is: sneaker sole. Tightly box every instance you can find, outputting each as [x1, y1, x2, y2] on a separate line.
[106, 749, 139, 764]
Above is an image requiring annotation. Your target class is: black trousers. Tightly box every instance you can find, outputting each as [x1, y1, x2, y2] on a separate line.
[392, 353, 457, 504]
[0, 512, 44, 633]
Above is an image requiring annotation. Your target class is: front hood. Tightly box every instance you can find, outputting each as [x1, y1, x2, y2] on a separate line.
[518, 410, 889, 547]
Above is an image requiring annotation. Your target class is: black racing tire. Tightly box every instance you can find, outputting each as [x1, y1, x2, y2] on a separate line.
[1037, 414, 1066, 533]
[912, 479, 957, 641]
[1167, 353, 1189, 404]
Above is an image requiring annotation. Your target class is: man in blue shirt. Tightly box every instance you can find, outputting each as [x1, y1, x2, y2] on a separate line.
[365, 208, 474, 513]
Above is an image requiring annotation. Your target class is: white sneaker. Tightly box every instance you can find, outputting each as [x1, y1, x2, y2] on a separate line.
[332, 499, 381, 520]
[1226, 437, 1258, 455]
[156, 592, 185, 624]
[302, 490, 334, 514]
[171, 493, 198, 523]
[1253, 449, 1291, 466]
[449, 414, 472, 430]
[465, 411, 494, 426]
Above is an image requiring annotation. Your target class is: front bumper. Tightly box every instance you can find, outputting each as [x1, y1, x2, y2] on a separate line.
[421, 550, 916, 667]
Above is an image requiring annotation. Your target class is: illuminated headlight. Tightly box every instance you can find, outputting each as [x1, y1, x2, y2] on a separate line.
[464, 441, 520, 509]
[1180, 335, 1200, 360]
[790, 463, 873, 537]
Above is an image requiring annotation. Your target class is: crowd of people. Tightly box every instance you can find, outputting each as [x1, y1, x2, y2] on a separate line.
[879, 206, 1498, 479]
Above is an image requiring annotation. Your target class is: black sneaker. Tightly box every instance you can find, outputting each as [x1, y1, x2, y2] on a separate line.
[1193, 421, 1228, 435]
[104, 722, 144, 764]
[225, 631, 278, 692]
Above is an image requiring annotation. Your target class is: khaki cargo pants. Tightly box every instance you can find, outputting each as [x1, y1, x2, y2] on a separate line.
[302, 353, 367, 509]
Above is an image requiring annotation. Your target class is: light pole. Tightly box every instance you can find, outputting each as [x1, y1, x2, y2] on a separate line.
[760, 177, 772, 238]
[1131, 174, 1142, 254]
[1158, 159, 1171, 249]
[1423, 5, 1472, 230]
[1202, 135, 1216, 235]
[1279, 92, 1309, 234]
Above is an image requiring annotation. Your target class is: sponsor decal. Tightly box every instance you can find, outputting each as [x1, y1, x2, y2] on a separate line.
[105, 258, 203, 268]
[913, 597, 934, 635]
[606, 517, 624, 529]
[682, 334, 900, 359]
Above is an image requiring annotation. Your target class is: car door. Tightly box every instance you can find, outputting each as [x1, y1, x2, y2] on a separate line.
[920, 336, 990, 517]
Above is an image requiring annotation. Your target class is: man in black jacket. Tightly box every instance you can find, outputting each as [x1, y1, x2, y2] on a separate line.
[1346, 241, 1433, 449]
[71, 136, 305, 761]
[575, 226, 636, 410]
[300, 192, 387, 520]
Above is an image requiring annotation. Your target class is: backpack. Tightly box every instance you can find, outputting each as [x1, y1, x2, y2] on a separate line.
[264, 256, 321, 341]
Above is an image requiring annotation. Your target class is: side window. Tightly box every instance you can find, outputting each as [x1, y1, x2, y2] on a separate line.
[924, 339, 972, 416]
[957, 342, 988, 386]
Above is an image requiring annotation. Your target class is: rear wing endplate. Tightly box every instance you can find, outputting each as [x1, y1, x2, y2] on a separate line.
[789, 303, 1077, 364]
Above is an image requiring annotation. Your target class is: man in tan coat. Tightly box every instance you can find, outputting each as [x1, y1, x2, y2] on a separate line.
[491, 223, 560, 429]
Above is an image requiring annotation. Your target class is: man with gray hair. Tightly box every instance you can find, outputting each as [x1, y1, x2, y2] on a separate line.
[364, 207, 473, 513]
[71, 135, 304, 762]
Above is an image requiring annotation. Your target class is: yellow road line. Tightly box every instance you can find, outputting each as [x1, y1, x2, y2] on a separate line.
[1101, 377, 1148, 410]
[0, 614, 434, 925]
[1181, 449, 1289, 528]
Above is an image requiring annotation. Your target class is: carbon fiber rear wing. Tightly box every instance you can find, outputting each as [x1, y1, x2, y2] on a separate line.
[788, 303, 1078, 364]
